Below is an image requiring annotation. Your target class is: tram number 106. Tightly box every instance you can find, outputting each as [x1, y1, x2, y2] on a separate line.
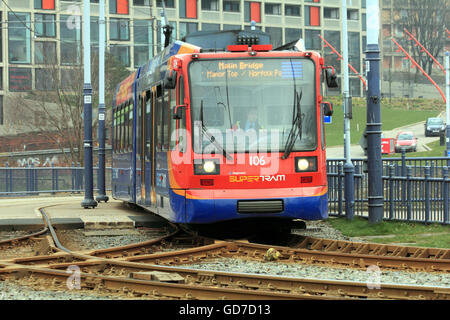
[249, 156, 266, 166]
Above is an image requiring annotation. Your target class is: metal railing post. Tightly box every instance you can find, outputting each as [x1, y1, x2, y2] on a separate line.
[443, 167, 449, 224]
[5, 162, 8, 193]
[71, 162, 75, 193]
[407, 166, 412, 221]
[51, 163, 56, 195]
[338, 163, 343, 216]
[389, 165, 394, 220]
[424, 166, 430, 223]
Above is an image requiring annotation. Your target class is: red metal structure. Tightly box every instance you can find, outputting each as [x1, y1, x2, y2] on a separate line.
[392, 38, 446, 103]
[403, 28, 446, 75]
[318, 34, 367, 90]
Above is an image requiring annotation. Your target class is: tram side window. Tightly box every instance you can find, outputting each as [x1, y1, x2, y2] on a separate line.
[128, 102, 133, 152]
[113, 109, 118, 153]
[178, 75, 186, 152]
[145, 92, 152, 161]
[124, 105, 129, 152]
[119, 106, 124, 153]
[156, 85, 163, 151]
[162, 90, 170, 151]
[169, 88, 177, 150]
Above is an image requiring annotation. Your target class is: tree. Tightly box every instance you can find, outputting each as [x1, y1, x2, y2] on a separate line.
[394, 0, 449, 76]
[11, 52, 129, 165]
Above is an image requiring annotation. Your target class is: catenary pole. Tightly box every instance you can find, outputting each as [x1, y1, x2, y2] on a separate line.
[96, 0, 108, 203]
[342, 0, 355, 220]
[366, 0, 383, 223]
[81, 0, 97, 209]
[445, 52, 450, 158]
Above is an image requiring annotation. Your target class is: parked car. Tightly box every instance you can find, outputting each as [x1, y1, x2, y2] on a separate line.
[424, 117, 445, 137]
[395, 131, 417, 153]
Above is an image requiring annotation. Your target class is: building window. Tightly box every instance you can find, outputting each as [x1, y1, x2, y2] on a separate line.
[110, 18, 129, 40]
[324, 30, 341, 74]
[34, 0, 55, 10]
[36, 68, 55, 91]
[202, 0, 219, 11]
[223, 0, 240, 12]
[305, 6, 320, 26]
[133, 0, 151, 5]
[156, 0, 175, 7]
[179, 22, 198, 39]
[110, 45, 130, 67]
[348, 32, 361, 72]
[285, 28, 302, 44]
[0, 96, 3, 125]
[109, 0, 129, 14]
[8, 12, 31, 64]
[60, 15, 81, 65]
[324, 7, 339, 19]
[134, 20, 153, 67]
[265, 27, 282, 48]
[35, 42, 56, 64]
[0, 67, 2, 90]
[223, 24, 240, 30]
[348, 9, 359, 20]
[35, 14, 56, 37]
[156, 21, 176, 52]
[265, 3, 281, 15]
[202, 23, 220, 31]
[9, 67, 32, 92]
[285, 5, 301, 17]
[180, 0, 198, 19]
[304, 30, 321, 50]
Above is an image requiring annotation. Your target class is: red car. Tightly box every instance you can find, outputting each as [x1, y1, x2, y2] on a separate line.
[395, 131, 417, 153]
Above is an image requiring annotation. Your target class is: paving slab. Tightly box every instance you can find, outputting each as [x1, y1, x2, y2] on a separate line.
[0, 196, 165, 230]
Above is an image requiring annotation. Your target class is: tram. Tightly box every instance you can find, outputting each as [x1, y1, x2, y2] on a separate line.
[112, 30, 336, 234]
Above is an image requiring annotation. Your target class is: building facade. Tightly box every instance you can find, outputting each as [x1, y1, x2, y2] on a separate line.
[0, 0, 370, 129]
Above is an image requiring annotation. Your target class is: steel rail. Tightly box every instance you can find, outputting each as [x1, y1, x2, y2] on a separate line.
[0, 260, 340, 300]
[1, 257, 448, 300]
[0, 227, 49, 246]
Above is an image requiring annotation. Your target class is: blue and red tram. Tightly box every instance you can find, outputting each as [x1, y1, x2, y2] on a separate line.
[112, 30, 336, 234]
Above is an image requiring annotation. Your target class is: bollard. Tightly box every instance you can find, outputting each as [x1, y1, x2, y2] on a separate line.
[424, 166, 430, 224]
[389, 165, 395, 220]
[344, 162, 355, 220]
[443, 167, 449, 224]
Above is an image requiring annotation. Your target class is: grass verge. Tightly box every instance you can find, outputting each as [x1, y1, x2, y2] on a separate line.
[324, 97, 442, 147]
[327, 216, 450, 249]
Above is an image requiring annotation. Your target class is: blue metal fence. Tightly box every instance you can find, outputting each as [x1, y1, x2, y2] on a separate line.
[0, 164, 111, 196]
[0, 156, 449, 224]
[327, 156, 450, 224]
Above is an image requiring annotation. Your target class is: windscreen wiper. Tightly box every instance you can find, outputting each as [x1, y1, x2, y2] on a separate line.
[200, 100, 233, 161]
[281, 90, 303, 160]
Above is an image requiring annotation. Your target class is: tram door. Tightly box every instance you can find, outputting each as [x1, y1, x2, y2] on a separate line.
[142, 90, 154, 206]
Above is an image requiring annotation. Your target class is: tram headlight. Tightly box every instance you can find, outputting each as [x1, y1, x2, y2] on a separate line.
[295, 157, 317, 172]
[194, 159, 220, 175]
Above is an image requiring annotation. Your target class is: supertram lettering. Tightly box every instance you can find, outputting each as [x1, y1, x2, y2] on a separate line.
[229, 175, 285, 183]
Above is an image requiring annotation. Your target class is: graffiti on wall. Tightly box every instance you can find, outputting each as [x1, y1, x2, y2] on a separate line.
[16, 155, 59, 167]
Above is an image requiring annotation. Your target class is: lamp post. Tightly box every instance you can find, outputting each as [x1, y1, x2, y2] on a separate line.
[445, 52, 450, 158]
[81, 0, 97, 209]
[342, 0, 355, 220]
[96, 0, 108, 203]
[366, 0, 383, 223]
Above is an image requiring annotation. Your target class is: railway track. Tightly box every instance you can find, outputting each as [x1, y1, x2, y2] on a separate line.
[0, 227, 55, 260]
[0, 206, 449, 300]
